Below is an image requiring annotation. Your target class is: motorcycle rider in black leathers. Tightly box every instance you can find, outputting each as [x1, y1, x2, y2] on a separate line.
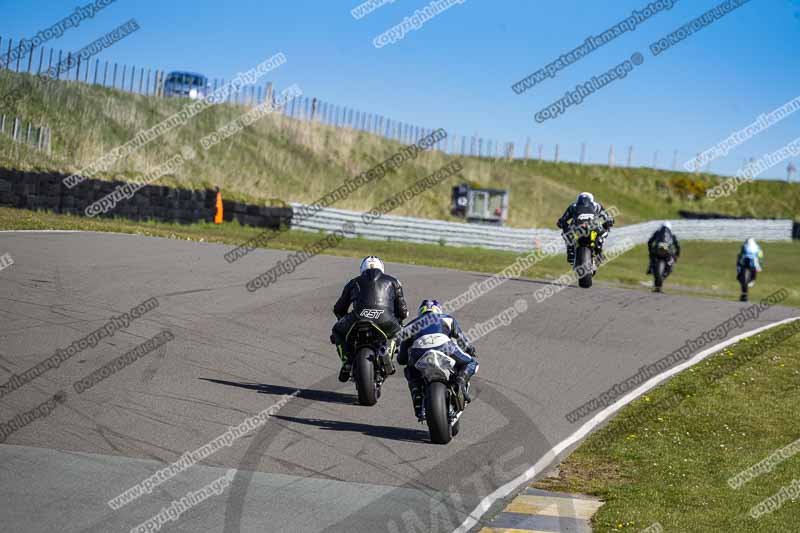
[556, 192, 614, 265]
[397, 300, 478, 421]
[646, 222, 681, 291]
[331, 256, 409, 382]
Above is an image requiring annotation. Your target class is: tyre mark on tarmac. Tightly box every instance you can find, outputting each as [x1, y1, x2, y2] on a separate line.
[219, 373, 577, 533]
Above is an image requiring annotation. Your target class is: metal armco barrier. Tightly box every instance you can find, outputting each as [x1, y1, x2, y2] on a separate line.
[291, 203, 795, 254]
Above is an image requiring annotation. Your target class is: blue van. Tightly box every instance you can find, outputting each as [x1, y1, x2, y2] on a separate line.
[163, 71, 208, 100]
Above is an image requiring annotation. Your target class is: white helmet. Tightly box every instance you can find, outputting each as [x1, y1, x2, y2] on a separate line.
[744, 238, 758, 251]
[360, 256, 384, 274]
[662, 221, 672, 230]
[576, 192, 594, 204]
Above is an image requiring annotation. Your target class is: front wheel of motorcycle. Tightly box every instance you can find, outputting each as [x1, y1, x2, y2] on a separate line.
[425, 381, 452, 445]
[577, 246, 593, 288]
[654, 259, 666, 289]
[355, 347, 378, 406]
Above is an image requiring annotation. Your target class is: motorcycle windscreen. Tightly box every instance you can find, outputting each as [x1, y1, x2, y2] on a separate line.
[414, 349, 456, 382]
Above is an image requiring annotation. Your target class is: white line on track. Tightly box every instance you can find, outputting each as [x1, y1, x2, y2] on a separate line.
[454, 315, 800, 533]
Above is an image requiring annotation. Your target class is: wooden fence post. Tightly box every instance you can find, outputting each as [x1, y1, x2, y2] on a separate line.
[554, 143, 560, 163]
[5, 39, 12, 71]
[56, 50, 63, 80]
[580, 142, 586, 164]
[608, 145, 615, 167]
[627, 145, 633, 167]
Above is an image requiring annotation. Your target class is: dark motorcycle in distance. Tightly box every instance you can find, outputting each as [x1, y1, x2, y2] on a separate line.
[738, 256, 757, 302]
[569, 213, 601, 289]
[652, 241, 673, 292]
[345, 318, 396, 405]
[414, 349, 467, 444]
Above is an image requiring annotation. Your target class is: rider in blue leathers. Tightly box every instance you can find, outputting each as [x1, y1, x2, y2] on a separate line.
[737, 238, 764, 301]
[397, 300, 478, 421]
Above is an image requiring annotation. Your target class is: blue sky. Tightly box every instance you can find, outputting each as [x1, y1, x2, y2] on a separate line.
[3, 0, 799, 178]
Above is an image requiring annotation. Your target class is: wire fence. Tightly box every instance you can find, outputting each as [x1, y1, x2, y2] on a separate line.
[0, 114, 51, 154]
[0, 32, 755, 173]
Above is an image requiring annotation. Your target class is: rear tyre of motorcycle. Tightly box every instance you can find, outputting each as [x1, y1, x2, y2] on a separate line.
[740, 268, 752, 302]
[355, 347, 378, 406]
[577, 246, 593, 288]
[654, 259, 666, 289]
[425, 381, 451, 444]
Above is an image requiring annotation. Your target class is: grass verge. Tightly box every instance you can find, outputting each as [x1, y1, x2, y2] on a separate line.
[0, 206, 797, 308]
[2, 68, 800, 227]
[534, 322, 800, 532]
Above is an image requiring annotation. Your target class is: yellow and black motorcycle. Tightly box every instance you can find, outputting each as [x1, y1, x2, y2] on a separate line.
[569, 213, 601, 288]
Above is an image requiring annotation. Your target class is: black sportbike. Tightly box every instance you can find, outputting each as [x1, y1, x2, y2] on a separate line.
[738, 256, 757, 302]
[568, 213, 603, 288]
[344, 317, 396, 405]
[651, 241, 674, 292]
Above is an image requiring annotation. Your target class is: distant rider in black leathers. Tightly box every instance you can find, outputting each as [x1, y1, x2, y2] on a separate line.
[398, 300, 479, 421]
[556, 192, 614, 265]
[331, 256, 409, 382]
[646, 222, 681, 291]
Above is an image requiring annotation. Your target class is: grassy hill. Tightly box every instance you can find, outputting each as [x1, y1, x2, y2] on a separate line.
[1, 69, 799, 228]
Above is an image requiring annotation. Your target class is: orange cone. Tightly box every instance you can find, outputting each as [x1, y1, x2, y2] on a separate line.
[214, 190, 223, 224]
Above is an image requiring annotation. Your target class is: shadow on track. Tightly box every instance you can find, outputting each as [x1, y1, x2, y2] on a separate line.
[200, 378, 356, 405]
[275, 415, 429, 443]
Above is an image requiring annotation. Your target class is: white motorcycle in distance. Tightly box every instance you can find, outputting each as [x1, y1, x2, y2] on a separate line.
[414, 349, 467, 445]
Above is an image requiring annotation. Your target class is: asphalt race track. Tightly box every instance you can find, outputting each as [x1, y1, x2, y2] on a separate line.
[0, 231, 796, 533]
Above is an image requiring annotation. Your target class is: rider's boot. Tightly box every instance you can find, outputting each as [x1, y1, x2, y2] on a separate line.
[381, 340, 397, 375]
[456, 374, 471, 403]
[411, 386, 425, 421]
[596, 244, 606, 264]
[336, 344, 351, 382]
